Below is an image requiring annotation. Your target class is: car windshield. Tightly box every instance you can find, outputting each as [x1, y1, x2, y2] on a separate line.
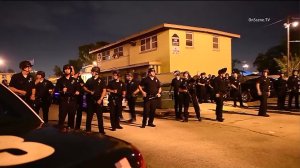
[0, 84, 43, 135]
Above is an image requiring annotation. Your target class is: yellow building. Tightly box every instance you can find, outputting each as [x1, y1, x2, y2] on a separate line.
[89, 23, 240, 83]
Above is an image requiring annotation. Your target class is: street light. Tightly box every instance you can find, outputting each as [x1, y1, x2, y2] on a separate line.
[92, 61, 97, 66]
[0, 57, 4, 72]
[284, 17, 299, 75]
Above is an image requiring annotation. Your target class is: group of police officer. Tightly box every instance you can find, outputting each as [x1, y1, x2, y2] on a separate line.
[6, 60, 299, 134]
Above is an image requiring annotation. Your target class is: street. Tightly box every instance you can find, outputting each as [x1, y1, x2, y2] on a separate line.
[47, 101, 300, 168]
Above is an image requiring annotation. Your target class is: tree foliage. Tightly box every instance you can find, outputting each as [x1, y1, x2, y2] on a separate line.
[78, 41, 109, 66]
[274, 55, 300, 74]
[53, 65, 63, 77]
[232, 59, 241, 69]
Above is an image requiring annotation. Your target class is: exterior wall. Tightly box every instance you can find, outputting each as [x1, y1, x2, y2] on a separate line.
[0, 73, 14, 84]
[169, 29, 232, 76]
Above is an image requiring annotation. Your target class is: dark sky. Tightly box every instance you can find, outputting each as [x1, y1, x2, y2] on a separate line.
[0, 1, 299, 76]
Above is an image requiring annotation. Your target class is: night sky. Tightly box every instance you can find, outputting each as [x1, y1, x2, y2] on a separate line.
[0, 1, 299, 77]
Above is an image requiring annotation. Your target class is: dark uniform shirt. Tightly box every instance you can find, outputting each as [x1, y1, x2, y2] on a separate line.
[55, 76, 80, 98]
[213, 76, 226, 94]
[197, 77, 207, 86]
[171, 77, 182, 93]
[230, 77, 241, 91]
[125, 79, 139, 96]
[85, 77, 106, 101]
[179, 78, 189, 90]
[107, 79, 126, 98]
[275, 77, 287, 94]
[9, 72, 35, 98]
[140, 76, 161, 97]
[35, 79, 54, 100]
[287, 75, 299, 91]
[256, 76, 271, 92]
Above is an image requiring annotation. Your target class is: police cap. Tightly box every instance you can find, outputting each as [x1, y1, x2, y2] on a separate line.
[19, 60, 33, 70]
[218, 68, 227, 75]
[91, 66, 101, 74]
[200, 72, 206, 76]
[112, 70, 121, 76]
[148, 68, 155, 73]
[183, 71, 190, 75]
[232, 69, 240, 74]
[36, 71, 45, 78]
[126, 72, 133, 77]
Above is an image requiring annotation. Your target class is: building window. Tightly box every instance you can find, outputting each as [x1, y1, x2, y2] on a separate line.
[213, 36, 219, 50]
[113, 46, 123, 58]
[101, 50, 110, 60]
[186, 32, 193, 47]
[141, 35, 157, 52]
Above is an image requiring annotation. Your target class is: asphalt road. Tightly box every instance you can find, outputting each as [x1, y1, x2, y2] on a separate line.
[47, 101, 300, 168]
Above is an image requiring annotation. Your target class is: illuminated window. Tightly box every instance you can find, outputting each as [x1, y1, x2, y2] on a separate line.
[186, 32, 193, 47]
[213, 36, 219, 50]
[141, 35, 157, 52]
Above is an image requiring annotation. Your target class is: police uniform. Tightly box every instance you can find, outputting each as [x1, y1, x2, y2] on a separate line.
[107, 77, 126, 131]
[275, 73, 287, 110]
[125, 77, 139, 122]
[9, 72, 35, 107]
[74, 75, 86, 130]
[287, 72, 299, 109]
[196, 74, 208, 103]
[230, 75, 244, 107]
[170, 71, 183, 120]
[256, 74, 271, 116]
[139, 69, 161, 128]
[34, 72, 54, 123]
[55, 67, 80, 130]
[213, 68, 227, 122]
[179, 76, 201, 122]
[85, 75, 106, 134]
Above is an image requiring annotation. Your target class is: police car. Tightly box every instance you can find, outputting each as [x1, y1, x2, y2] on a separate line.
[0, 83, 145, 168]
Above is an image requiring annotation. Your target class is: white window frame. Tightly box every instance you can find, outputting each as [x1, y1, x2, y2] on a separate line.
[186, 32, 193, 47]
[141, 35, 157, 52]
[113, 46, 123, 58]
[213, 36, 219, 50]
[101, 50, 110, 60]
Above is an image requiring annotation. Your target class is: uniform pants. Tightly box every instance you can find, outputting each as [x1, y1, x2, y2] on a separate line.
[109, 99, 123, 129]
[127, 96, 137, 120]
[142, 98, 157, 125]
[231, 90, 244, 106]
[86, 101, 104, 133]
[34, 99, 51, 123]
[59, 98, 76, 129]
[173, 92, 182, 119]
[258, 92, 268, 116]
[215, 96, 224, 120]
[200, 86, 207, 103]
[288, 91, 299, 108]
[179, 93, 200, 120]
[277, 92, 286, 109]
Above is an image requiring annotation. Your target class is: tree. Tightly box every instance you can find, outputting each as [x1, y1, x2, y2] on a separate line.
[7, 68, 15, 73]
[78, 41, 109, 66]
[68, 59, 83, 73]
[274, 54, 300, 75]
[53, 65, 63, 77]
[232, 59, 241, 69]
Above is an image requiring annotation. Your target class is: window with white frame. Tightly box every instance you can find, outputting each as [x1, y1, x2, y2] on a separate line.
[101, 50, 110, 60]
[141, 35, 157, 52]
[213, 36, 219, 50]
[113, 46, 123, 58]
[186, 32, 193, 47]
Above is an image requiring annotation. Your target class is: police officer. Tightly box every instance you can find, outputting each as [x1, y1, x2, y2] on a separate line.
[256, 69, 271, 117]
[125, 72, 140, 123]
[107, 70, 126, 131]
[34, 71, 54, 123]
[169, 70, 183, 120]
[179, 71, 201, 122]
[230, 69, 245, 107]
[139, 68, 162, 128]
[287, 70, 299, 109]
[9, 60, 36, 108]
[196, 72, 208, 103]
[70, 66, 86, 130]
[55, 64, 80, 131]
[275, 71, 287, 110]
[213, 68, 227, 122]
[83, 66, 106, 134]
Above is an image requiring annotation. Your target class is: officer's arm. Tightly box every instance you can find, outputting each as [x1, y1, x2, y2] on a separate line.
[99, 88, 107, 102]
[256, 82, 261, 95]
[9, 87, 26, 95]
[83, 86, 93, 94]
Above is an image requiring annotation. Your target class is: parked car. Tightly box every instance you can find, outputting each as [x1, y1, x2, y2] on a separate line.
[0, 83, 145, 168]
[240, 75, 277, 102]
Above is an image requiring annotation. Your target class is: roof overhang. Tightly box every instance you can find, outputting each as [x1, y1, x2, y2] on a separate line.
[99, 61, 161, 73]
[89, 23, 241, 54]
